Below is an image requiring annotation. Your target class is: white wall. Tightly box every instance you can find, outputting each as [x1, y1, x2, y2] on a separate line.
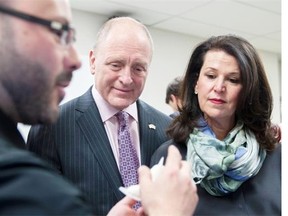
[258, 51, 281, 123]
[18, 9, 282, 140]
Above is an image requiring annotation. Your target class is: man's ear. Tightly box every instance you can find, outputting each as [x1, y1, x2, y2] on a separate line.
[89, 50, 96, 74]
[170, 94, 177, 103]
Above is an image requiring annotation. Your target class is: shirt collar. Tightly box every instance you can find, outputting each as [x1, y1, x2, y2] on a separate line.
[91, 85, 138, 122]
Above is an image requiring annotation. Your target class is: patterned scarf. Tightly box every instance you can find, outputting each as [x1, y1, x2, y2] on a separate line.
[186, 121, 266, 196]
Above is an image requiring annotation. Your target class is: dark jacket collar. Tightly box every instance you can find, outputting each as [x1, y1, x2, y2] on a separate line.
[0, 110, 26, 149]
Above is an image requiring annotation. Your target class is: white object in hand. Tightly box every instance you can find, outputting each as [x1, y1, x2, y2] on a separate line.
[119, 157, 164, 201]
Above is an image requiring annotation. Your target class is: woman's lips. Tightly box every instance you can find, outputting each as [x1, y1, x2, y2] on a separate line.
[209, 98, 225, 104]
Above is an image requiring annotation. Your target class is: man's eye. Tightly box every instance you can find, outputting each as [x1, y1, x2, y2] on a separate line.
[51, 29, 63, 38]
[135, 67, 144, 72]
[133, 69, 145, 76]
[110, 63, 121, 70]
[133, 65, 146, 74]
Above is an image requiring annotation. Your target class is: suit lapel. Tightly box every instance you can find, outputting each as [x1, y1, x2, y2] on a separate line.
[137, 100, 159, 166]
[75, 89, 124, 199]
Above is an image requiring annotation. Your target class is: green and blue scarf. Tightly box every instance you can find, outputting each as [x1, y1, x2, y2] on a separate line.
[186, 121, 266, 196]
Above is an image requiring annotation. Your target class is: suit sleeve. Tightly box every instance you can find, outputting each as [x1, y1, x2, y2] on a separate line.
[150, 140, 187, 166]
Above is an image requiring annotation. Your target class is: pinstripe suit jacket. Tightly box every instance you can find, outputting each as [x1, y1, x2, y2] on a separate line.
[27, 87, 172, 215]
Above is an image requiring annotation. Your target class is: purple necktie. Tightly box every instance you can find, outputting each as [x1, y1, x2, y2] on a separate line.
[116, 111, 140, 187]
[116, 111, 141, 209]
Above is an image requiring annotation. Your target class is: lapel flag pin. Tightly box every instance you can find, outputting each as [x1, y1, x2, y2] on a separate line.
[148, 124, 156, 130]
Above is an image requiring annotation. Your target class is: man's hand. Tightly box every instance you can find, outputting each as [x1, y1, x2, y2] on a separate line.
[139, 145, 198, 216]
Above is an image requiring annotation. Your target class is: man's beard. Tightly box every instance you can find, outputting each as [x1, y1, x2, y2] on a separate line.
[3, 55, 57, 124]
[0, 43, 59, 125]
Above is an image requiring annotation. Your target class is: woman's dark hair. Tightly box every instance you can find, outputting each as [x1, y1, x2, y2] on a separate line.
[168, 35, 277, 151]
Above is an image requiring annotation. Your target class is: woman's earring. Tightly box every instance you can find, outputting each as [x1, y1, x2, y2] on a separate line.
[194, 90, 198, 94]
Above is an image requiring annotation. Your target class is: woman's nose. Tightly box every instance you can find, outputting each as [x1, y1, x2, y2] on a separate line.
[214, 78, 225, 92]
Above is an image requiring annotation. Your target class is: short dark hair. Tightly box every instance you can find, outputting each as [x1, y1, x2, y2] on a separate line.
[165, 76, 182, 104]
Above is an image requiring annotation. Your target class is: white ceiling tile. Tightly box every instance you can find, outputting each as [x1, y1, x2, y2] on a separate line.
[71, 0, 171, 25]
[108, 0, 212, 15]
[153, 17, 253, 39]
[71, 0, 131, 16]
[234, 0, 281, 14]
[180, 0, 281, 36]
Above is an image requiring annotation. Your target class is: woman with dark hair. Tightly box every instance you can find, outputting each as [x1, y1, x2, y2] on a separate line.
[151, 35, 281, 215]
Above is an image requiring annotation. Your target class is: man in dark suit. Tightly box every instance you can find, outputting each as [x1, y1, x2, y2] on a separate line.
[27, 17, 172, 215]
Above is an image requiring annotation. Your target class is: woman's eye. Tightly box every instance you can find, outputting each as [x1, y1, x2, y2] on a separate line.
[229, 78, 240, 84]
[206, 74, 215, 79]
